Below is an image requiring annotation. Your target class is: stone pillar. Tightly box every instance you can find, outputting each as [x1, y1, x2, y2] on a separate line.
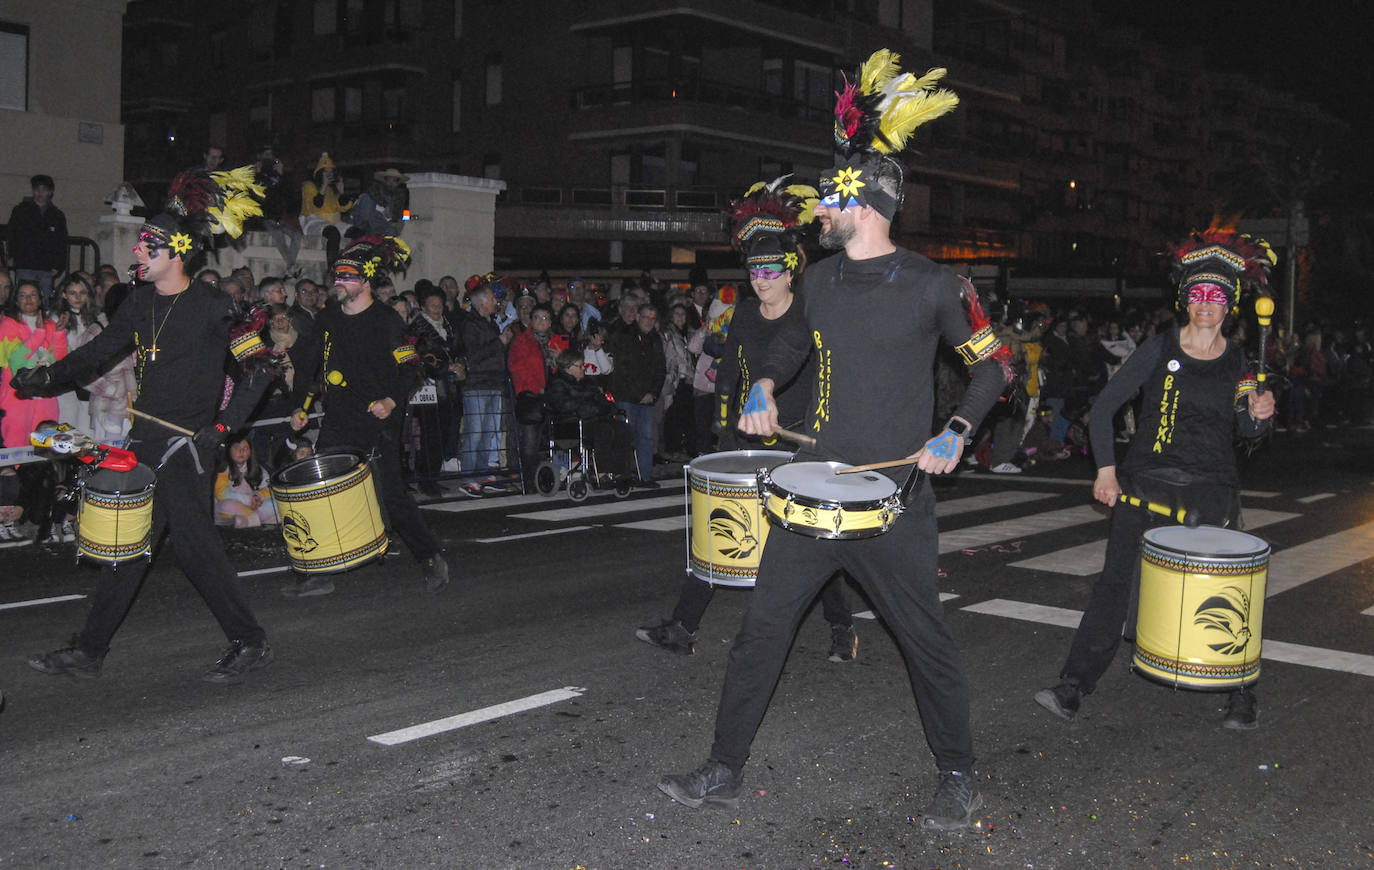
[403, 173, 506, 286]
[93, 212, 142, 277]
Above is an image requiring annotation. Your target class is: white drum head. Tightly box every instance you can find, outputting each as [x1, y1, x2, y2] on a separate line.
[1143, 525, 1268, 557]
[767, 461, 896, 503]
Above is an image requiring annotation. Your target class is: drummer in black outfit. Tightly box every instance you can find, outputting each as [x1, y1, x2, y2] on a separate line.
[1034, 231, 1276, 730]
[658, 54, 1005, 831]
[635, 177, 857, 662]
[288, 235, 450, 594]
[16, 168, 277, 684]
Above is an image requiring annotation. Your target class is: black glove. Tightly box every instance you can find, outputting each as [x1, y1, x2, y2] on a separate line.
[10, 365, 53, 395]
[193, 422, 229, 450]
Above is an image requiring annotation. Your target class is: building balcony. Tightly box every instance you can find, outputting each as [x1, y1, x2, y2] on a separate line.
[497, 184, 727, 243]
[569, 0, 843, 54]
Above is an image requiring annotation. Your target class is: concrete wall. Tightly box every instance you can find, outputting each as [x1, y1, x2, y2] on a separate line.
[404, 173, 506, 286]
[0, 0, 128, 255]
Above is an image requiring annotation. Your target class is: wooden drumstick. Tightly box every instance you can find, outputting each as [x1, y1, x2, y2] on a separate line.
[768, 427, 816, 449]
[128, 406, 195, 437]
[835, 457, 918, 475]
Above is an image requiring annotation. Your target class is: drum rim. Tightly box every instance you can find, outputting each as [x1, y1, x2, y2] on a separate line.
[758, 461, 898, 510]
[81, 463, 157, 493]
[1141, 525, 1270, 560]
[688, 448, 793, 480]
[273, 451, 365, 486]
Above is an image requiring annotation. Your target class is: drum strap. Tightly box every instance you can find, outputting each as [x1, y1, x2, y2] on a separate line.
[898, 465, 924, 508]
[158, 436, 203, 475]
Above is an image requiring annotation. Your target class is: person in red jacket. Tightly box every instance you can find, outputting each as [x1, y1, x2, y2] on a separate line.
[509, 303, 552, 489]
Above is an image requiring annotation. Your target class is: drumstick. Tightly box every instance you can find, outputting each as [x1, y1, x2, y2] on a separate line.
[835, 457, 917, 474]
[768, 427, 816, 449]
[1117, 493, 1200, 528]
[128, 407, 196, 437]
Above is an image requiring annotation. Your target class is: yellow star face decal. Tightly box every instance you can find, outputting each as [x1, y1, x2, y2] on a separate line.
[170, 232, 194, 255]
[783, 251, 799, 271]
[832, 167, 865, 199]
[363, 260, 377, 278]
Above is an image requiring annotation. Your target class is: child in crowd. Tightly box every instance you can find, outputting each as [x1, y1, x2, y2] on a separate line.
[214, 436, 278, 528]
[581, 321, 614, 389]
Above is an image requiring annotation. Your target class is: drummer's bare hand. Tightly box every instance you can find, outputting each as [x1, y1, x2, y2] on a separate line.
[737, 379, 778, 437]
[289, 409, 308, 431]
[250, 493, 263, 509]
[1093, 466, 1121, 507]
[914, 428, 963, 475]
[1248, 389, 1276, 420]
[368, 397, 396, 419]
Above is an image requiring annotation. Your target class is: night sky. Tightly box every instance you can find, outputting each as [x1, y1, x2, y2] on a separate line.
[1094, 0, 1373, 137]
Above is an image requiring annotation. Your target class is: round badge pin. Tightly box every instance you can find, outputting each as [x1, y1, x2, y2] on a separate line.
[1167, 359, 1181, 372]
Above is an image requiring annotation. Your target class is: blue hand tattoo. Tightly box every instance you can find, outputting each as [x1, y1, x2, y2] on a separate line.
[928, 430, 959, 460]
[743, 382, 768, 415]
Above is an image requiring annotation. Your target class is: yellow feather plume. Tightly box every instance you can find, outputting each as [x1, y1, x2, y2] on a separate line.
[784, 184, 820, 225]
[743, 180, 768, 197]
[874, 86, 960, 154]
[858, 49, 901, 95]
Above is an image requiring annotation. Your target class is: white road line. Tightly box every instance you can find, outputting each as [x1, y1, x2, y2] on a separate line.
[1297, 493, 1336, 504]
[237, 566, 291, 577]
[963, 598, 1374, 677]
[940, 505, 1106, 554]
[1008, 508, 1300, 576]
[424, 479, 686, 515]
[474, 525, 598, 543]
[0, 594, 87, 611]
[966, 474, 1091, 486]
[1262, 641, 1374, 677]
[1240, 490, 1280, 498]
[935, 491, 1056, 517]
[1266, 520, 1374, 598]
[853, 594, 960, 621]
[616, 516, 686, 532]
[1362, 605, 1374, 617]
[368, 687, 586, 746]
[511, 494, 684, 522]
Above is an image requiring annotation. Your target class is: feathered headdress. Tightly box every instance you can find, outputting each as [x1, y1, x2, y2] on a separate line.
[333, 235, 411, 282]
[1169, 229, 1277, 311]
[142, 167, 265, 258]
[726, 175, 819, 274]
[820, 50, 960, 220]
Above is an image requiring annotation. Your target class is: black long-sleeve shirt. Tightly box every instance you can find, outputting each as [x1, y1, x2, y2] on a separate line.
[758, 248, 1005, 465]
[1088, 327, 1268, 488]
[714, 294, 815, 435]
[47, 280, 261, 440]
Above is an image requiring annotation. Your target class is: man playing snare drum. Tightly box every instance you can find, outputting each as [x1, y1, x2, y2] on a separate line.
[287, 235, 450, 595]
[656, 54, 1007, 832]
[14, 168, 277, 684]
[1033, 231, 1276, 730]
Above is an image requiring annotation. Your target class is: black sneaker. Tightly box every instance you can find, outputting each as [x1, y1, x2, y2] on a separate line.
[203, 640, 273, 684]
[423, 552, 450, 593]
[419, 481, 443, 498]
[28, 639, 104, 679]
[657, 760, 743, 810]
[280, 576, 335, 598]
[828, 623, 858, 663]
[1222, 687, 1259, 730]
[921, 769, 984, 831]
[1034, 682, 1081, 721]
[635, 620, 694, 655]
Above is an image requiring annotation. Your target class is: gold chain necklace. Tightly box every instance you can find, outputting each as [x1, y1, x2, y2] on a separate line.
[135, 285, 188, 393]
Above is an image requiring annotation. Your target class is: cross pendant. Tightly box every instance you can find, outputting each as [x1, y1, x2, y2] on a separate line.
[148, 344, 159, 362]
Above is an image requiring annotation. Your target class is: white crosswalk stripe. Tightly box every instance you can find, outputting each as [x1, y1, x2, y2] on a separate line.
[1008, 508, 1300, 576]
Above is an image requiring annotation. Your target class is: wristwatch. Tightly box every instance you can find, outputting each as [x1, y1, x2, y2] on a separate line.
[944, 417, 972, 443]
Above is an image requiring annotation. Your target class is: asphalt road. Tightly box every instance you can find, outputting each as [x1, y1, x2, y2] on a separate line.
[1, 428, 1371, 869]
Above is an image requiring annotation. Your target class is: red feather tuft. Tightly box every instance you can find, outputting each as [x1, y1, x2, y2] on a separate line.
[958, 276, 1015, 385]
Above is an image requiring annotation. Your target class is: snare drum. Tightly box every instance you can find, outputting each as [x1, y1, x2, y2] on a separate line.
[686, 449, 791, 587]
[759, 461, 903, 540]
[77, 464, 157, 564]
[271, 451, 387, 574]
[1133, 525, 1269, 690]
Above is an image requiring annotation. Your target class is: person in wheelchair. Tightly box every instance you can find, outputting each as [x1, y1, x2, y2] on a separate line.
[539, 349, 636, 496]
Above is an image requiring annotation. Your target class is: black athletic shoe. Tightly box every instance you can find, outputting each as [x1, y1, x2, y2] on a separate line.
[203, 640, 273, 684]
[657, 760, 744, 810]
[28, 639, 104, 679]
[921, 769, 984, 832]
[1034, 682, 1081, 721]
[423, 552, 450, 593]
[1223, 687, 1259, 730]
[635, 620, 695, 655]
[827, 623, 858, 662]
[418, 481, 443, 498]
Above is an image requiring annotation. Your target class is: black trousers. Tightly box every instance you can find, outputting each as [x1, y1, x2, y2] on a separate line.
[78, 439, 266, 657]
[671, 572, 852, 635]
[707, 487, 974, 774]
[317, 419, 441, 562]
[1061, 484, 1241, 694]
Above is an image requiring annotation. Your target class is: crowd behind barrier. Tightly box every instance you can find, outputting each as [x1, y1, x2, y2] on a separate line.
[2, 255, 1372, 548]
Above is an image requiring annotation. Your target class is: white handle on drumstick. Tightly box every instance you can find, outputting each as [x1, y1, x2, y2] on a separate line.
[128, 406, 196, 437]
[835, 457, 918, 475]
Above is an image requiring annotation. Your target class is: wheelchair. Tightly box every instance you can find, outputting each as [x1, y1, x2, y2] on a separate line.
[533, 412, 634, 501]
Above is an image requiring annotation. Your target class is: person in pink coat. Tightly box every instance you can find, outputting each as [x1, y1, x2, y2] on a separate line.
[0, 280, 68, 446]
